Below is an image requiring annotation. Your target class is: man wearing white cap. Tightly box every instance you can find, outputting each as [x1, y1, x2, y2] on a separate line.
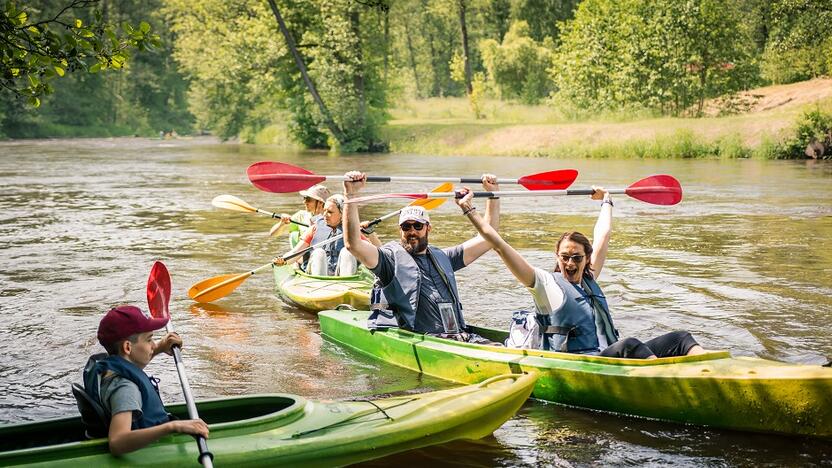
[343, 171, 500, 342]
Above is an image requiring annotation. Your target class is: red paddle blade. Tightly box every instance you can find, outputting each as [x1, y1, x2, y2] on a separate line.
[518, 169, 578, 190]
[625, 175, 682, 205]
[247, 161, 326, 193]
[147, 261, 172, 319]
[345, 193, 427, 204]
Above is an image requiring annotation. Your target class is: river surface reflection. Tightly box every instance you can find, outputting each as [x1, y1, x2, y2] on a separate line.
[1, 137, 830, 465]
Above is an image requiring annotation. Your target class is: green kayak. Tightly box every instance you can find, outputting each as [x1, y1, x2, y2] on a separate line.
[273, 264, 374, 312]
[319, 309, 832, 438]
[0, 373, 536, 467]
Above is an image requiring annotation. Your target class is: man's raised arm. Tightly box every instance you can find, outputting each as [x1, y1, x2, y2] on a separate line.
[343, 171, 381, 269]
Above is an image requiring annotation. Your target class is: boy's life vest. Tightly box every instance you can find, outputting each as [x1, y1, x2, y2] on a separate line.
[82, 354, 170, 429]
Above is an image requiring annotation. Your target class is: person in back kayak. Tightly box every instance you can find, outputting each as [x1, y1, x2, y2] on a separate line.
[274, 184, 330, 247]
[82, 305, 209, 455]
[274, 194, 381, 276]
[342, 171, 501, 343]
[454, 187, 706, 358]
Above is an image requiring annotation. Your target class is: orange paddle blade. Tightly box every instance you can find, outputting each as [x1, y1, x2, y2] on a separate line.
[410, 182, 452, 210]
[188, 272, 250, 303]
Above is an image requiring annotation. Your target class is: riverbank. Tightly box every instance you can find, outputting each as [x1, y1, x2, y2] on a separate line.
[382, 78, 832, 159]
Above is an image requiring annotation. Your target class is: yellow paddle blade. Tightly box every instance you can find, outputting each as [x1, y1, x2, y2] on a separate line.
[188, 272, 249, 303]
[269, 221, 291, 237]
[411, 182, 452, 210]
[211, 195, 257, 213]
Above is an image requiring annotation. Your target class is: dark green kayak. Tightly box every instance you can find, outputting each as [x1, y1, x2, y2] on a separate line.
[0, 373, 537, 467]
[319, 309, 832, 438]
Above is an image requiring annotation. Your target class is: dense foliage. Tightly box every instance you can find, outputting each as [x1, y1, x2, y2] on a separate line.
[551, 0, 758, 116]
[2, 0, 830, 156]
[0, 0, 191, 138]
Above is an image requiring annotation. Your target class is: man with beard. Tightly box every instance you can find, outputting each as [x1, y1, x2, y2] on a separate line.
[342, 171, 500, 342]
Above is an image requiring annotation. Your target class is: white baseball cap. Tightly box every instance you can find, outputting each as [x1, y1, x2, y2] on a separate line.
[398, 206, 430, 225]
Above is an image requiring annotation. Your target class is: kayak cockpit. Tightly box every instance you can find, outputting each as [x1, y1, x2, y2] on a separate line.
[0, 394, 302, 453]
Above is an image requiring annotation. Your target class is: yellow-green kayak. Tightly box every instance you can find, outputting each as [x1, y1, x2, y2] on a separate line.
[273, 264, 373, 312]
[320, 309, 832, 438]
[0, 373, 536, 467]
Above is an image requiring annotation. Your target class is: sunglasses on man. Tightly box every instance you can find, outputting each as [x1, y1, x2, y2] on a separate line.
[400, 222, 425, 232]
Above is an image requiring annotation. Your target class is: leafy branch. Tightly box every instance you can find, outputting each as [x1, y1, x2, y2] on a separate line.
[1, 0, 160, 106]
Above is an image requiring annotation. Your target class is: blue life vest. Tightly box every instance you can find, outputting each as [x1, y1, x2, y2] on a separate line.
[370, 242, 465, 331]
[540, 273, 619, 354]
[83, 354, 170, 429]
[308, 217, 342, 275]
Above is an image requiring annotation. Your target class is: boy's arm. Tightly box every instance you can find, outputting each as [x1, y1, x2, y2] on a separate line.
[153, 333, 182, 358]
[108, 412, 210, 456]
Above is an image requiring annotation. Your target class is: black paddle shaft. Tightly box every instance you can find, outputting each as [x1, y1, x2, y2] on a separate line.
[459, 189, 596, 198]
[171, 345, 214, 467]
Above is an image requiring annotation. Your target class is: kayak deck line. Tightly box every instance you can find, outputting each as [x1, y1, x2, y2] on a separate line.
[319, 309, 832, 438]
[0, 373, 538, 467]
[273, 264, 373, 312]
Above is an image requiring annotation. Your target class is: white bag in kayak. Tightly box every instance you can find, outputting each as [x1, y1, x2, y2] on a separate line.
[505, 310, 543, 349]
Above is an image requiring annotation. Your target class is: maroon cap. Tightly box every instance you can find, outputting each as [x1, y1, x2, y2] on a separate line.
[97, 305, 169, 348]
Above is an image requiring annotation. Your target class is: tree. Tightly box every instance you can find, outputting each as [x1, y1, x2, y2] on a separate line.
[266, 0, 346, 143]
[0, 0, 159, 107]
[761, 0, 832, 83]
[551, 0, 758, 115]
[165, 0, 387, 151]
[479, 20, 553, 104]
[457, 0, 472, 95]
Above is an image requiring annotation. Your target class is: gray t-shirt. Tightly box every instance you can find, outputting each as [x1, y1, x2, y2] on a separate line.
[371, 244, 466, 334]
[100, 373, 143, 420]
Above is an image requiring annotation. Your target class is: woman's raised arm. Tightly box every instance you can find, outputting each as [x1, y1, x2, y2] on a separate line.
[455, 189, 536, 288]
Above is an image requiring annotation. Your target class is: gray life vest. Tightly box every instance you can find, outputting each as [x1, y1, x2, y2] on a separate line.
[540, 273, 619, 353]
[308, 217, 342, 275]
[370, 242, 465, 331]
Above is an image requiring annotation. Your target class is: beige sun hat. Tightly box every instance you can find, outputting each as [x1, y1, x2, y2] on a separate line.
[299, 184, 331, 203]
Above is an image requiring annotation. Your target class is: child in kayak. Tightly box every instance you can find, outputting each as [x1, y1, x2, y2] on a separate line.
[455, 187, 705, 358]
[83, 305, 209, 455]
[274, 194, 381, 276]
[274, 184, 330, 245]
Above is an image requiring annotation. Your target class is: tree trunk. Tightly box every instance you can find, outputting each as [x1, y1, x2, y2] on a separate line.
[266, 0, 346, 143]
[403, 20, 421, 97]
[383, 6, 389, 85]
[350, 6, 366, 130]
[457, 0, 473, 95]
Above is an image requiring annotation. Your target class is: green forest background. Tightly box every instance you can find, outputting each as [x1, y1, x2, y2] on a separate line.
[2, 0, 831, 158]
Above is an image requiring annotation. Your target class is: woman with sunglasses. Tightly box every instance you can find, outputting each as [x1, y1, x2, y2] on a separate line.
[455, 187, 705, 358]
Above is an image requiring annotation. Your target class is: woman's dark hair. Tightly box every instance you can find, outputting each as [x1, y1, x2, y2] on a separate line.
[553, 231, 594, 279]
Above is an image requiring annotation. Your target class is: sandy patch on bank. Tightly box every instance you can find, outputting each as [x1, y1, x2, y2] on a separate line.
[459, 79, 832, 154]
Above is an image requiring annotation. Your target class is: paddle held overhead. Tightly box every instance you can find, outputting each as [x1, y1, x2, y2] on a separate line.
[345, 175, 683, 206]
[188, 183, 453, 303]
[246, 161, 578, 193]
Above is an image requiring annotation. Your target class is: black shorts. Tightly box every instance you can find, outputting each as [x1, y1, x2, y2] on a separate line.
[600, 331, 699, 359]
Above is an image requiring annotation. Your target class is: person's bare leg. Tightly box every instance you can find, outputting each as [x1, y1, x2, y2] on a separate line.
[686, 345, 706, 355]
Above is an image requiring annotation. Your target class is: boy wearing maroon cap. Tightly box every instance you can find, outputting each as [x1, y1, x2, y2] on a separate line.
[83, 305, 208, 455]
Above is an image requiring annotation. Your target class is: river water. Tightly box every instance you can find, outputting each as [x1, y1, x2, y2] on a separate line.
[1, 137, 830, 466]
